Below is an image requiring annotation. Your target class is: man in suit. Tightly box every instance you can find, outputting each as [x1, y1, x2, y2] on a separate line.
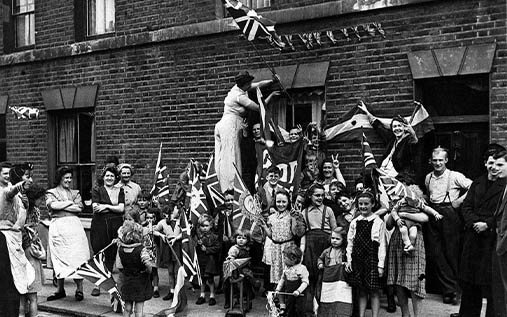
[494, 149, 507, 314]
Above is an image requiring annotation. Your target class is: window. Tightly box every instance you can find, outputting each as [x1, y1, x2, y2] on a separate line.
[13, 0, 35, 48]
[245, 0, 270, 9]
[53, 110, 96, 212]
[87, 0, 115, 36]
[278, 89, 324, 131]
[0, 114, 6, 162]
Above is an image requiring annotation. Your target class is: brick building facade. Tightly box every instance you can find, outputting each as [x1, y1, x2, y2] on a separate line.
[0, 0, 505, 211]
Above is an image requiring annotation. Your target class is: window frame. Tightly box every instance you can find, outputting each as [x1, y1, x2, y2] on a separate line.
[85, 0, 115, 37]
[12, 0, 35, 49]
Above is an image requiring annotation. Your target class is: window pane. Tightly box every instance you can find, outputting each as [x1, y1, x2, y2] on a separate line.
[0, 142, 6, 162]
[58, 116, 78, 163]
[87, 0, 115, 36]
[246, 0, 270, 9]
[15, 13, 34, 47]
[78, 113, 95, 163]
[14, 0, 34, 14]
[0, 115, 6, 138]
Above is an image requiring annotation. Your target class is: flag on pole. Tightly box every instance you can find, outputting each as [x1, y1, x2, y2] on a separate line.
[205, 155, 225, 209]
[224, 0, 285, 49]
[154, 266, 187, 317]
[375, 168, 417, 201]
[180, 211, 202, 286]
[361, 133, 377, 168]
[9, 106, 39, 120]
[325, 102, 434, 142]
[75, 252, 124, 312]
[151, 143, 170, 204]
[187, 160, 210, 225]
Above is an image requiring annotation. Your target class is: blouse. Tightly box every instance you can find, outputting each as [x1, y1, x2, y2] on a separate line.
[346, 214, 386, 269]
[46, 186, 83, 212]
[223, 85, 258, 117]
[91, 186, 125, 211]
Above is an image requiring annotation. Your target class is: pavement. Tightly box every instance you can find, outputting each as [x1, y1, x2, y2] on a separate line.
[36, 267, 486, 317]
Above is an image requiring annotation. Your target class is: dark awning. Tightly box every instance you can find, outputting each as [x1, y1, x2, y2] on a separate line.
[249, 61, 330, 89]
[42, 85, 99, 110]
[407, 43, 496, 79]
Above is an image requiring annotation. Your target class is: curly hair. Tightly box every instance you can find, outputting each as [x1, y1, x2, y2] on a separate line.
[10, 162, 33, 185]
[283, 244, 303, 265]
[233, 229, 251, 244]
[55, 166, 73, 186]
[119, 221, 144, 244]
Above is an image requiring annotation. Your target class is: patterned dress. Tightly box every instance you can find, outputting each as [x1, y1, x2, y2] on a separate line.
[265, 211, 295, 283]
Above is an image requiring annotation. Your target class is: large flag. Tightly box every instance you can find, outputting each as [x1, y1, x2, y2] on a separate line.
[9, 105, 39, 120]
[187, 160, 210, 225]
[205, 155, 225, 209]
[154, 266, 187, 317]
[325, 102, 434, 142]
[75, 253, 124, 311]
[180, 211, 202, 286]
[376, 168, 417, 201]
[224, 0, 285, 49]
[151, 143, 170, 204]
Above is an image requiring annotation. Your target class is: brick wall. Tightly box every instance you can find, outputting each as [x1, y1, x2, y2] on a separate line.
[0, 0, 505, 192]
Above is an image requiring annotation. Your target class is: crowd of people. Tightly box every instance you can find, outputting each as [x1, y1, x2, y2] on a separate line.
[1, 70, 507, 317]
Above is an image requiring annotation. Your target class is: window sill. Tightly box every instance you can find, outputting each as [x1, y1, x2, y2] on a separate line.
[85, 32, 116, 41]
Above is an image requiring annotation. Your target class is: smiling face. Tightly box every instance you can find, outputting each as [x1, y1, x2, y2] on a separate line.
[103, 171, 116, 187]
[267, 172, 280, 187]
[120, 168, 132, 184]
[275, 193, 289, 213]
[357, 196, 373, 217]
[492, 156, 507, 179]
[322, 162, 334, 179]
[391, 120, 405, 139]
[289, 129, 300, 143]
[431, 151, 448, 175]
[338, 195, 352, 211]
[60, 172, 73, 189]
[329, 184, 340, 200]
[0, 167, 10, 186]
[310, 188, 325, 207]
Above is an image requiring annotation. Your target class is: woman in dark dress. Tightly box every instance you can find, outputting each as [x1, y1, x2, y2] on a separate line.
[90, 166, 125, 296]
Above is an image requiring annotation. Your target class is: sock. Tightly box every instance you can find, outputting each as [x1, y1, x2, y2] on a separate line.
[210, 293, 215, 298]
[170, 288, 174, 293]
[200, 292, 205, 297]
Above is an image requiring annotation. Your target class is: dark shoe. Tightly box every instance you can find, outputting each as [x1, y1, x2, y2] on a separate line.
[47, 291, 66, 301]
[153, 290, 160, 298]
[387, 296, 396, 312]
[209, 297, 216, 306]
[91, 288, 100, 297]
[163, 292, 174, 301]
[75, 290, 84, 301]
[443, 293, 457, 305]
[196, 296, 206, 305]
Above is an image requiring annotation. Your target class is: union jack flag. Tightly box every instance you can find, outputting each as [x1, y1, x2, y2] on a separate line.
[231, 164, 254, 232]
[376, 168, 417, 201]
[180, 211, 202, 286]
[76, 252, 124, 311]
[151, 143, 170, 204]
[187, 160, 210, 225]
[362, 133, 377, 168]
[224, 0, 285, 49]
[205, 155, 225, 209]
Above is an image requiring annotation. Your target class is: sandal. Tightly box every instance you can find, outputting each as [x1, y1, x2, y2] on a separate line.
[75, 290, 84, 301]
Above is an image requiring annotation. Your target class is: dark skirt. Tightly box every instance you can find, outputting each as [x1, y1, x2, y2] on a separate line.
[121, 271, 153, 302]
[349, 220, 383, 291]
[284, 279, 306, 317]
[90, 213, 123, 271]
[158, 240, 181, 268]
[197, 250, 219, 277]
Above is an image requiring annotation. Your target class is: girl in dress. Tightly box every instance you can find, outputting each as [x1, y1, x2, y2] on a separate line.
[261, 190, 297, 288]
[117, 220, 154, 317]
[345, 191, 386, 317]
[317, 227, 352, 317]
[153, 206, 181, 300]
[194, 214, 220, 306]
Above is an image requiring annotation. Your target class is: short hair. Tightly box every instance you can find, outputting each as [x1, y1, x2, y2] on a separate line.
[125, 208, 141, 223]
[337, 190, 352, 199]
[329, 180, 345, 191]
[355, 190, 376, 205]
[233, 229, 251, 243]
[483, 143, 506, 161]
[493, 150, 507, 161]
[432, 146, 449, 159]
[138, 189, 152, 201]
[25, 184, 46, 206]
[146, 207, 161, 223]
[105, 156, 120, 166]
[283, 244, 303, 264]
[274, 189, 291, 203]
[0, 161, 12, 170]
[390, 115, 408, 131]
[119, 221, 143, 244]
[55, 166, 73, 185]
[266, 165, 281, 176]
[395, 172, 416, 186]
[10, 162, 33, 184]
[331, 227, 347, 248]
[198, 214, 214, 229]
[102, 166, 119, 179]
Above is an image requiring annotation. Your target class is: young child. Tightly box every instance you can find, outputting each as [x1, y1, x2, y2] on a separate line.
[261, 190, 297, 290]
[391, 175, 443, 252]
[21, 184, 47, 317]
[143, 207, 162, 298]
[117, 220, 154, 317]
[224, 229, 254, 309]
[346, 191, 386, 317]
[274, 245, 309, 317]
[194, 214, 220, 306]
[135, 190, 151, 224]
[318, 227, 352, 317]
[153, 206, 181, 300]
[262, 165, 285, 212]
